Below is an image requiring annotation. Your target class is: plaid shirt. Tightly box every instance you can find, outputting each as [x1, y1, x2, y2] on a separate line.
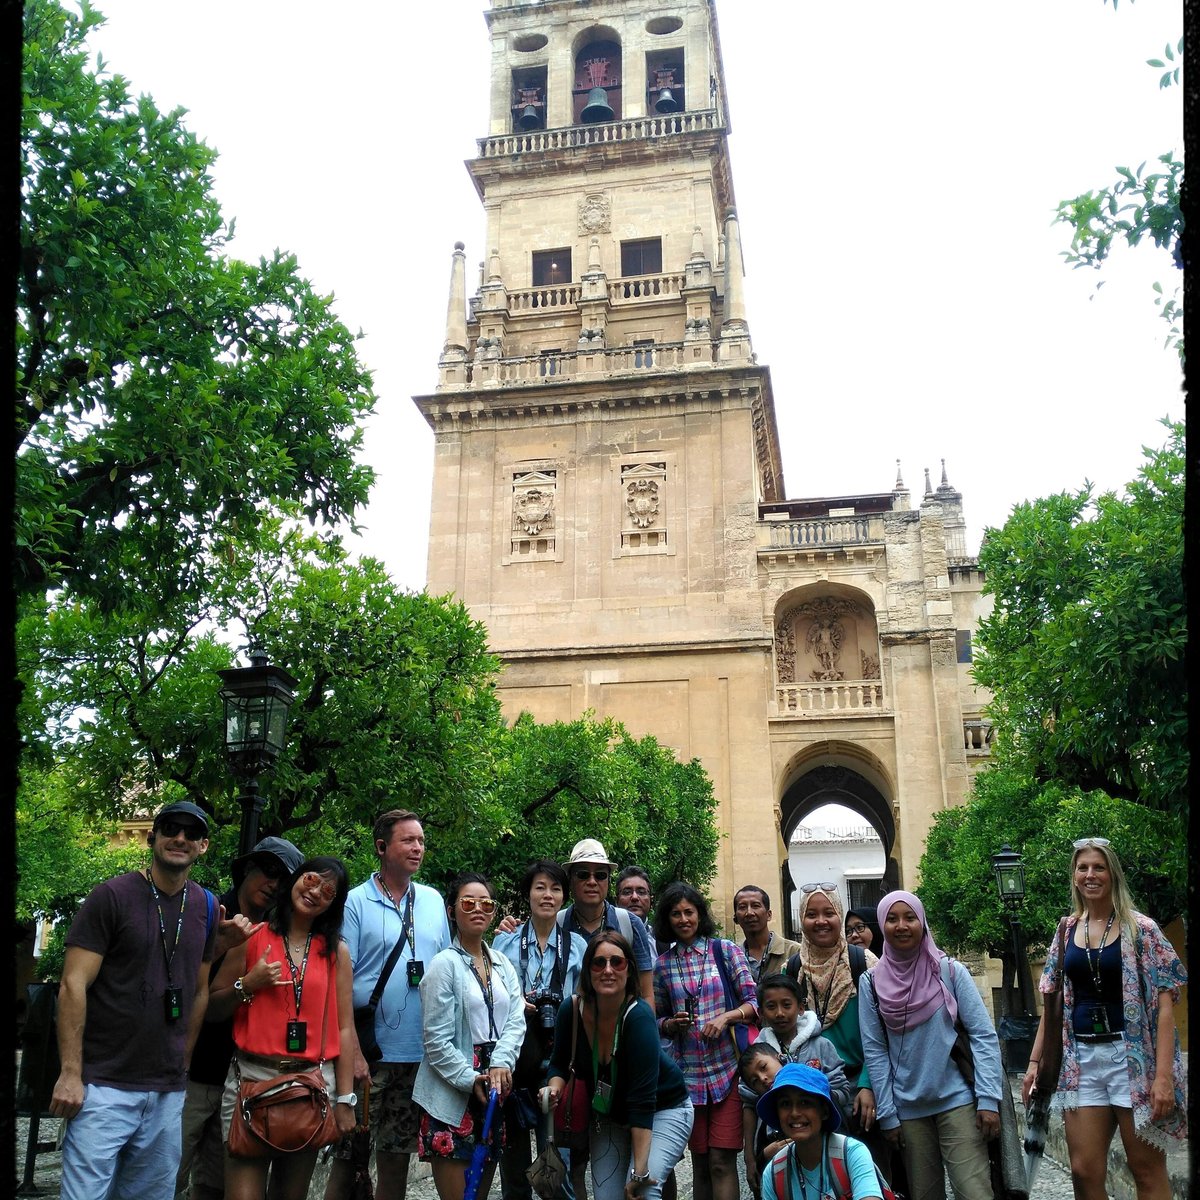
[653, 937, 758, 1105]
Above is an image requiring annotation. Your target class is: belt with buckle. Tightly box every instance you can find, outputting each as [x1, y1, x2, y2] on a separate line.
[238, 1050, 321, 1072]
[1075, 1032, 1122, 1044]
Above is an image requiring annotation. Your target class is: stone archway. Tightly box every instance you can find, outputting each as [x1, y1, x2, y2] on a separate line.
[776, 758, 900, 938]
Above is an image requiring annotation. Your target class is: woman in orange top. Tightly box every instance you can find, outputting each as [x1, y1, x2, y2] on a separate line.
[209, 856, 357, 1200]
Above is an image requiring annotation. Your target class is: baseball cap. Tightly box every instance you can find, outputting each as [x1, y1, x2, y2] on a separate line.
[231, 836, 304, 889]
[756, 1062, 841, 1133]
[153, 801, 210, 834]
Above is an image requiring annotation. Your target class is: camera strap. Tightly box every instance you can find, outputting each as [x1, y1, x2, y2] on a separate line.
[365, 880, 416, 1013]
[519, 920, 570, 993]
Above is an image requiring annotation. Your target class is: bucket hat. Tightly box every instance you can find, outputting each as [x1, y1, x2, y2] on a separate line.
[756, 1062, 841, 1133]
[565, 838, 617, 870]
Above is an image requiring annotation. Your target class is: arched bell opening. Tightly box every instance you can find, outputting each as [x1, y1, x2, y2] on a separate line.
[573, 34, 622, 124]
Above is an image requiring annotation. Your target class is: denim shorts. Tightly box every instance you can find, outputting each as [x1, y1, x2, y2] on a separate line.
[1076, 1039, 1132, 1108]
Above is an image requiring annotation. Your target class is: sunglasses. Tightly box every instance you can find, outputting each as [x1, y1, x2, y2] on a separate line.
[298, 872, 337, 902]
[573, 869, 610, 883]
[799, 882, 838, 894]
[157, 821, 206, 841]
[458, 896, 497, 914]
[589, 954, 628, 972]
[1072, 837, 1111, 849]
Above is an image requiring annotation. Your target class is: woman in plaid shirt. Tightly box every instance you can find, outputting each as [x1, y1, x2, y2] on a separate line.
[653, 883, 759, 1200]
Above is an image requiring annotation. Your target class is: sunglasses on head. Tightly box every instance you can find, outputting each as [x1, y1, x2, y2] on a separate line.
[156, 820, 206, 841]
[799, 882, 838, 894]
[299, 872, 337, 901]
[1073, 837, 1111, 850]
[573, 869, 609, 883]
[589, 954, 628, 972]
[458, 896, 497, 914]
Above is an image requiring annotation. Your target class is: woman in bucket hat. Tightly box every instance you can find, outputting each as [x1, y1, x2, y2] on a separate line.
[757, 1063, 882, 1200]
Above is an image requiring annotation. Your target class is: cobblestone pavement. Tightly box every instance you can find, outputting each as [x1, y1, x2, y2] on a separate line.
[8, 1111, 1086, 1200]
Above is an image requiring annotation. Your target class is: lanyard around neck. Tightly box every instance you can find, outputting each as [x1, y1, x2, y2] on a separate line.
[459, 944, 499, 1040]
[376, 875, 417, 957]
[282, 930, 315, 1016]
[145, 871, 187, 984]
[519, 920, 569, 992]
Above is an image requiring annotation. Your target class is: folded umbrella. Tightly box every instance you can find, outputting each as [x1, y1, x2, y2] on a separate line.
[1023, 1087, 1052, 1191]
[463, 1088, 501, 1200]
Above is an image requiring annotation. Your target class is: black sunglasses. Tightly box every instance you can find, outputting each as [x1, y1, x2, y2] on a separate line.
[156, 820, 206, 841]
[573, 869, 609, 882]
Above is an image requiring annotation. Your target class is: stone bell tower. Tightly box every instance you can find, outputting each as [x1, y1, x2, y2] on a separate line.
[414, 0, 993, 926]
[415, 0, 789, 905]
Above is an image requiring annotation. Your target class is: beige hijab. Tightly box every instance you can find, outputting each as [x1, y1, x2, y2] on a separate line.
[797, 887, 877, 1028]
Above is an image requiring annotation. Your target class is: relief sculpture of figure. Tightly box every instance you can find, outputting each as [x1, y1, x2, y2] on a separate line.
[806, 619, 844, 680]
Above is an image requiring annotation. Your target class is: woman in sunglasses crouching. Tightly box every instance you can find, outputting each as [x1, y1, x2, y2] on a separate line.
[546, 932, 694, 1200]
[413, 872, 526, 1200]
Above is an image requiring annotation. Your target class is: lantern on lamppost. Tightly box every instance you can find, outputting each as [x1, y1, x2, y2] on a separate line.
[217, 646, 298, 857]
[991, 843, 1038, 1069]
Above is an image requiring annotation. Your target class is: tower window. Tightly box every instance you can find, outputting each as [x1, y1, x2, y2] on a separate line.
[532, 249, 572, 286]
[955, 629, 973, 664]
[621, 238, 663, 277]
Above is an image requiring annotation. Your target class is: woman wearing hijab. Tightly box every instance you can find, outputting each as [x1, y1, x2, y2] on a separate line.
[789, 885, 878, 1136]
[844, 907, 882, 955]
[858, 890, 1002, 1200]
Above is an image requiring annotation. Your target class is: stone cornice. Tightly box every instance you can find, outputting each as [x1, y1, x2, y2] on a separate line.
[494, 634, 773, 661]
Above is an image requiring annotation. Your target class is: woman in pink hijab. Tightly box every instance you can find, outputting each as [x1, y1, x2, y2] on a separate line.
[857, 891, 1003, 1200]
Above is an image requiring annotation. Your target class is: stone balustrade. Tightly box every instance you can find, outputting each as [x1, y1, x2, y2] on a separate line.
[507, 285, 582, 313]
[609, 272, 687, 303]
[963, 719, 994, 752]
[477, 109, 722, 159]
[775, 681, 886, 715]
[469, 340, 710, 385]
[759, 515, 887, 550]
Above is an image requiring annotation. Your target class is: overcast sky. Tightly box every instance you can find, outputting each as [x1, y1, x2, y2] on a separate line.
[84, 0, 1183, 592]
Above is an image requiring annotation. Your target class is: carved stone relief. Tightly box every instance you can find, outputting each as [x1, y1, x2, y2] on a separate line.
[514, 487, 554, 536]
[860, 650, 881, 680]
[626, 479, 659, 528]
[774, 595, 879, 685]
[511, 469, 557, 557]
[578, 194, 611, 235]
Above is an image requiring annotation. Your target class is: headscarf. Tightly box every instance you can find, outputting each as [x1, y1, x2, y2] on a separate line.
[797, 886, 859, 1029]
[845, 905, 882, 950]
[871, 890, 957, 1033]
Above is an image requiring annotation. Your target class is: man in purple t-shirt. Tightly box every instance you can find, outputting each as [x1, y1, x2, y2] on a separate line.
[50, 801, 218, 1200]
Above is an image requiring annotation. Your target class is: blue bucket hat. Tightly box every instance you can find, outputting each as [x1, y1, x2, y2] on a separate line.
[231, 836, 304, 889]
[756, 1062, 841, 1133]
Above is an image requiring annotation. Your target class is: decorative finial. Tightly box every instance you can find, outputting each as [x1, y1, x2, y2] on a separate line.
[923, 467, 933, 495]
[894, 459, 904, 490]
[940, 458, 949, 487]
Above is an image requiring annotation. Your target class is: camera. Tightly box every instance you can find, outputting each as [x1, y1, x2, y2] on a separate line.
[529, 990, 563, 1031]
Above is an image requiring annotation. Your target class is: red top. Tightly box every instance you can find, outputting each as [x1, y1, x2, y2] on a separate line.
[233, 924, 341, 1060]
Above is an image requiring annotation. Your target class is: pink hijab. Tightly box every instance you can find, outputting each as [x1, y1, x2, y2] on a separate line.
[871, 890, 957, 1033]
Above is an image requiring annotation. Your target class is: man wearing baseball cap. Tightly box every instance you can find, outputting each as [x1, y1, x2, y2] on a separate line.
[175, 834, 303, 1200]
[558, 838, 656, 1004]
[51, 801, 219, 1200]
[757, 1063, 881, 1200]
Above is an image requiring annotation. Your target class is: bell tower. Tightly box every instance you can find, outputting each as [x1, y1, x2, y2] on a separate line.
[415, 0, 788, 903]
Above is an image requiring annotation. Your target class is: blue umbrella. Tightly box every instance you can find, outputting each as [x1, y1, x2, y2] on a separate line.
[463, 1088, 501, 1200]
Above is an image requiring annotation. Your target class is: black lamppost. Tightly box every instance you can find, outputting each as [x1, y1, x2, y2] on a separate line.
[217, 646, 298, 856]
[991, 843, 1037, 1069]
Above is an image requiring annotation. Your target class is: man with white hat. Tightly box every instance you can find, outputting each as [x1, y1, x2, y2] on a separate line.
[175, 834, 303, 1200]
[558, 838, 656, 1004]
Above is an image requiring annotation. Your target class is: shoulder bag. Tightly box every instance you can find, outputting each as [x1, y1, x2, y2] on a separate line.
[227, 959, 341, 1158]
[712, 938, 759, 1054]
[554, 996, 589, 1135]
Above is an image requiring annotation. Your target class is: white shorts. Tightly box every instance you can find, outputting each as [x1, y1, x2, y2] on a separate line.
[1076, 1039, 1132, 1108]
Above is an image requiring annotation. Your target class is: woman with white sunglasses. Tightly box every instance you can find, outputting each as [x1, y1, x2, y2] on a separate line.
[413, 872, 526, 1200]
[1022, 838, 1186, 1200]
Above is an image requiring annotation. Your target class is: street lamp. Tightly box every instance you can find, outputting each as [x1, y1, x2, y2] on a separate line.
[217, 645, 298, 856]
[991, 843, 1037, 1069]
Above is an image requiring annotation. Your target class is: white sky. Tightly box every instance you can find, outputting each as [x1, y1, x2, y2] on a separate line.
[83, 0, 1183, 593]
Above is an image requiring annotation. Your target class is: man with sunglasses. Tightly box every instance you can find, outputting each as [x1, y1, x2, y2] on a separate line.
[51, 802, 219, 1200]
[325, 810, 451, 1200]
[558, 839, 656, 1004]
[175, 834, 302, 1200]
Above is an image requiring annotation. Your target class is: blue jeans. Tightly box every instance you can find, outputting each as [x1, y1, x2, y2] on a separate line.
[589, 1101, 694, 1200]
[61, 1083, 185, 1200]
[499, 1093, 575, 1200]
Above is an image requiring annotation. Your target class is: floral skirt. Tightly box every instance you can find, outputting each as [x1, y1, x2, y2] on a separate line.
[417, 1044, 507, 1163]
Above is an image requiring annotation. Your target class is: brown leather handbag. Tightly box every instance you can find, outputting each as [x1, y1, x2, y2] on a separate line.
[227, 970, 340, 1158]
[1034, 918, 1069, 1098]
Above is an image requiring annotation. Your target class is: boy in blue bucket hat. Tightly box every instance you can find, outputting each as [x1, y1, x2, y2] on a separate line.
[757, 1063, 891, 1200]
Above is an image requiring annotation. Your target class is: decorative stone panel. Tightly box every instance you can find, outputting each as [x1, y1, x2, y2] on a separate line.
[510, 469, 557, 559]
[619, 461, 668, 554]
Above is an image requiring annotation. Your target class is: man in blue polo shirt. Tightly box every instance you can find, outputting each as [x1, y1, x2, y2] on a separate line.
[324, 810, 450, 1200]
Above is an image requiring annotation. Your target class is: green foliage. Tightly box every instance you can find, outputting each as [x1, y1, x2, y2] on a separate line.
[1146, 39, 1182, 89]
[974, 421, 1185, 817]
[18, 0, 376, 609]
[919, 770, 1186, 954]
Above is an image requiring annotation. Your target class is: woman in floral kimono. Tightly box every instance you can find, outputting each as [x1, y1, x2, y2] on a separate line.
[1022, 838, 1187, 1200]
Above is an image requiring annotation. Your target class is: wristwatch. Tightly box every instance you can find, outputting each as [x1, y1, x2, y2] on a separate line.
[630, 1170, 651, 1184]
[233, 977, 253, 1004]
[335, 1093, 358, 1107]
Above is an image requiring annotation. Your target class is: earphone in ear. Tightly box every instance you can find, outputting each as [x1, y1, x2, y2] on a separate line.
[376, 841, 386, 856]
